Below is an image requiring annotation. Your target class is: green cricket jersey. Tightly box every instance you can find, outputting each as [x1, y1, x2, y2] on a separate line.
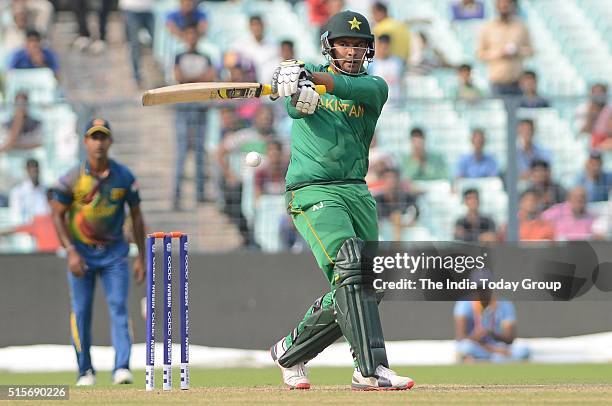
[284, 63, 388, 191]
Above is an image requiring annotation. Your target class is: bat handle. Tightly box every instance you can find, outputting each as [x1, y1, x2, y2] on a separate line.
[261, 84, 327, 97]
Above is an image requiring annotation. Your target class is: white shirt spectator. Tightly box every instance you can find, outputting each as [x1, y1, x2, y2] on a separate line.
[9, 179, 49, 224]
[233, 36, 278, 84]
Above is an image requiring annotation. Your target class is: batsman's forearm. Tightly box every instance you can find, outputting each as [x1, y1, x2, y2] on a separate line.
[311, 72, 335, 93]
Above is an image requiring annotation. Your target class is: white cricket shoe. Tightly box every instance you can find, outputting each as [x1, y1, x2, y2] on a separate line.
[76, 370, 96, 386]
[113, 368, 133, 385]
[351, 365, 414, 391]
[270, 339, 310, 390]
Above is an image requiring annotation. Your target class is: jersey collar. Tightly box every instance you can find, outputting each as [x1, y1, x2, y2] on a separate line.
[83, 159, 112, 179]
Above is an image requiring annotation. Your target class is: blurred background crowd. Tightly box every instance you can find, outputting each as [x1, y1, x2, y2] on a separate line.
[0, 0, 610, 253]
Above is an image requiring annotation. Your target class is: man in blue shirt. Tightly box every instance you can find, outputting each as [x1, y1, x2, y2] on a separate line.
[454, 269, 530, 362]
[456, 128, 499, 178]
[576, 151, 612, 202]
[51, 119, 147, 386]
[8, 30, 59, 77]
[517, 119, 551, 179]
[166, 0, 208, 41]
[519, 71, 550, 109]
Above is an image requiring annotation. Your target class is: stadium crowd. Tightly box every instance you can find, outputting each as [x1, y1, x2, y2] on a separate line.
[0, 0, 610, 253]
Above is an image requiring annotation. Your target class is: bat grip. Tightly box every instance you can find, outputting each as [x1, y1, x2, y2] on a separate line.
[261, 84, 327, 97]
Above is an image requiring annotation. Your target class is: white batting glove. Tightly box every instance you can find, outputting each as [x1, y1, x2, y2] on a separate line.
[271, 59, 306, 99]
[291, 79, 320, 115]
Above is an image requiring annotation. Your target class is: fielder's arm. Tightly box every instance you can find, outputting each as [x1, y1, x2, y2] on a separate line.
[129, 204, 146, 284]
[489, 322, 516, 345]
[50, 200, 74, 251]
[50, 199, 85, 277]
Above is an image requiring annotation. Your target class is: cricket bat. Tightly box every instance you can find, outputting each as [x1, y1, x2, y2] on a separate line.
[142, 82, 327, 106]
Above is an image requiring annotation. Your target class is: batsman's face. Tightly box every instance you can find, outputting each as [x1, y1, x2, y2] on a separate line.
[85, 132, 112, 160]
[332, 37, 368, 74]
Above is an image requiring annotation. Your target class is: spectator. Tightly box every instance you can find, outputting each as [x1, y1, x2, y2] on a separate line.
[455, 128, 499, 179]
[455, 63, 483, 102]
[366, 139, 397, 196]
[73, 0, 113, 54]
[368, 35, 404, 105]
[280, 39, 295, 61]
[221, 50, 257, 83]
[409, 31, 451, 75]
[306, 0, 330, 29]
[454, 269, 530, 363]
[219, 105, 246, 138]
[451, 0, 485, 21]
[280, 215, 305, 253]
[220, 50, 259, 121]
[2, 3, 29, 52]
[0, 92, 43, 153]
[454, 188, 496, 241]
[166, 0, 208, 42]
[575, 152, 612, 203]
[526, 159, 565, 210]
[21, 0, 54, 33]
[120, 0, 155, 87]
[516, 119, 551, 180]
[575, 83, 608, 135]
[8, 29, 59, 77]
[499, 188, 554, 241]
[0, 189, 60, 252]
[516, 189, 555, 241]
[307, 0, 345, 35]
[9, 159, 49, 224]
[232, 15, 278, 84]
[590, 106, 612, 151]
[374, 168, 419, 240]
[217, 105, 277, 249]
[371, 1, 411, 61]
[518, 70, 550, 108]
[402, 127, 448, 181]
[542, 186, 595, 241]
[173, 24, 216, 210]
[254, 140, 288, 202]
[477, 0, 533, 96]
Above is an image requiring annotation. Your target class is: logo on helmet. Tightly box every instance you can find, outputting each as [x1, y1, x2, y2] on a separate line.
[348, 17, 362, 30]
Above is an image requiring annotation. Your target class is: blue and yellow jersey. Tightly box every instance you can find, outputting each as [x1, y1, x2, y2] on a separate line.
[53, 159, 140, 264]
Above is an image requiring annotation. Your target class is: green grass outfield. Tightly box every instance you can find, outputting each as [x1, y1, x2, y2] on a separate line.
[1, 364, 612, 404]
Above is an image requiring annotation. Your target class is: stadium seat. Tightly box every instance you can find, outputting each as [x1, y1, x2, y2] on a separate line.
[412, 180, 460, 240]
[375, 108, 412, 154]
[455, 177, 504, 195]
[0, 233, 36, 253]
[4, 68, 58, 104]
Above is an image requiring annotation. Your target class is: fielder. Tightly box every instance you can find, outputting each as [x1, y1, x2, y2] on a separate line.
[51, 119, 146, 386]
[269, 10, 414, 390]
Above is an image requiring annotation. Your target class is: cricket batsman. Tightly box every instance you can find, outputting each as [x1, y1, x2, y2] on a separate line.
[268, 10, 414, 390]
